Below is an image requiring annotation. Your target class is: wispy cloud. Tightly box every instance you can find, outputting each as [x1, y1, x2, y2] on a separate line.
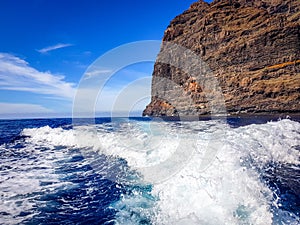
[0, 103, 52, 114]
[84, 68, 113, 80]
[74, 77, 151, 113]
[37, 43, 73, 54]
[0, 102, 73, 119]
[73, 67, 152, 116]
[0, 53, 76, 99]
[96, 79, 151, 112]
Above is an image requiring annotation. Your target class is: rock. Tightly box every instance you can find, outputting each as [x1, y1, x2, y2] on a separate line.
[143, 0, 300, 117]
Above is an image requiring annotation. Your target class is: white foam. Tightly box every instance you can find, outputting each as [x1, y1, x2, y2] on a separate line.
[152, 140, 273, 224]
[0, 142, 67, 224]
[22, 122, 183, 169]
[20, 119, 300, 224]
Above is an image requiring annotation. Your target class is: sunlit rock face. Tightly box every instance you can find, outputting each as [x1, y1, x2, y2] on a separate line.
[143, 0, 300, 117]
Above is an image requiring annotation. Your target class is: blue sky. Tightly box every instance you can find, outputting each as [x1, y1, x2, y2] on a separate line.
[0, 0, 210, 118]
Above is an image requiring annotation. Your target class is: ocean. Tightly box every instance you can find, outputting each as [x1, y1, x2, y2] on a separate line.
[0, 116, 299, 225]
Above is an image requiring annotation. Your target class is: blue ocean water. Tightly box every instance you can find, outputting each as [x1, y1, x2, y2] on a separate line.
[0, 116, 299, 225]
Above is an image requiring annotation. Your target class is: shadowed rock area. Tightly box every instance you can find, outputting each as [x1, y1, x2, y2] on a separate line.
[143, 0, 300, 117]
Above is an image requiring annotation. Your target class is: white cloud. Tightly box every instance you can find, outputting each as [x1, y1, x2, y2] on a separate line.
[74, 77, 151, 112]
[37, 43, 73, 54]
[84, 69, 113, 80]
[73, 67, 152, 117]
[99, 80, 151, 110]
[0, 53, 76, 99]
[0, 103, 52, 114]
[0, 103, 73, 119]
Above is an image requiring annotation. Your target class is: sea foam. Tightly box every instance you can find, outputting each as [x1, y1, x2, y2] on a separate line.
[20, 119, 300, 224]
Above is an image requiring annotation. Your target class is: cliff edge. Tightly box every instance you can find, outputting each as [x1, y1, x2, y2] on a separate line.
[143, 0, 300, 117]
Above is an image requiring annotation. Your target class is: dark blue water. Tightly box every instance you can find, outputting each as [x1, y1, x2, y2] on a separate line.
[0, 116, 299, 224]
[0, 118, 152, 225]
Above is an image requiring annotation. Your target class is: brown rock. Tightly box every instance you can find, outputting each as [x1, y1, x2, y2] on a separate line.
[143, 0, 300, 117]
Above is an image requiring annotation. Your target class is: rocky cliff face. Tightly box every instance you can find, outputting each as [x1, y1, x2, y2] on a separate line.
[143, 0, 300, 117]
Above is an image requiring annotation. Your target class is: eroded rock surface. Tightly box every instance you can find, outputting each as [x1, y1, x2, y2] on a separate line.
[143, 0, 300, 116]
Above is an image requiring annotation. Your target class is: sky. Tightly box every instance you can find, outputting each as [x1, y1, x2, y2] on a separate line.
[0, 0, 210, 119]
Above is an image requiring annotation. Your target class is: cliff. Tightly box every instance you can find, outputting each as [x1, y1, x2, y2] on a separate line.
[143, 0, 300, 117]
